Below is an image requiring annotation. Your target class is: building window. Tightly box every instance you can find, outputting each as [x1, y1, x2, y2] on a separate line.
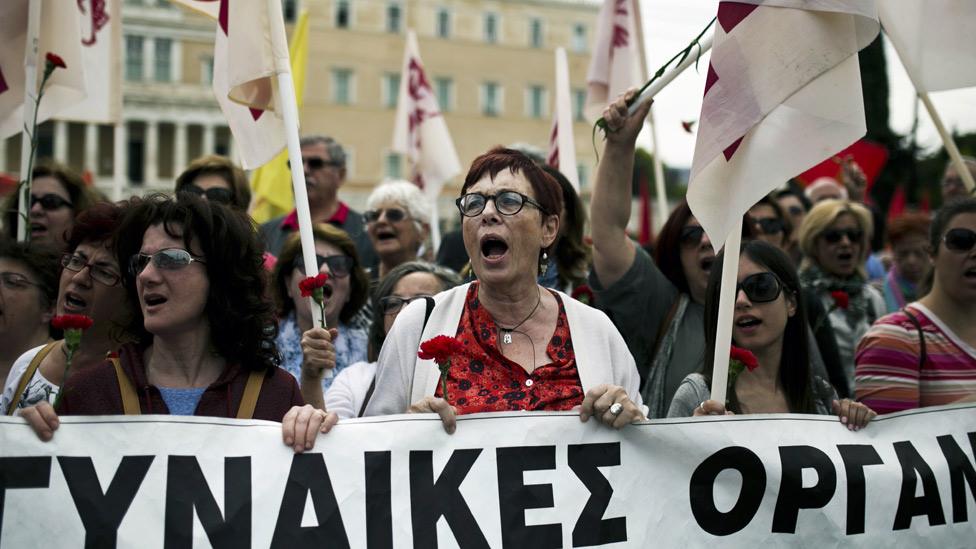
[387, 2, 402, 33]
[530, 18, 543, 48]
[154, 37, 172, 82]
[526, 85, 545, 119]
[572, 23, 587, 53]
[200, 55, 213, 85]
[383, 73, 401, 108]
[481, 82, 501, 116]
[435, 77, 453, 112]
[335, 0, 350, 29]
[125, 35, 144, 81]
[484, 13, 498, 44]
[436, 8, 451, 38]
[385, 152, 402, 179]
[332, 68, 354, 104]
[282, 0, 297, 23]
[573, 88, 586, 121]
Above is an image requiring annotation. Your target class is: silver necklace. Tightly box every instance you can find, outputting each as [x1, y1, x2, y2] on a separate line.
[497, 290, 542, 344]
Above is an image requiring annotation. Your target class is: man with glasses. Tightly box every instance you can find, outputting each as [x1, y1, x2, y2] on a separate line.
[258, 135, 376, 270]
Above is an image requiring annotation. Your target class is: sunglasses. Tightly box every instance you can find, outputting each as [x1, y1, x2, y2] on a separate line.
[821, 228, 863, 244]
[61, 253, 121, 287]
[182, 184, 234, 205]
[293, 254, 354, 278]
[30, 193, 73, 211]
[455, 191, 544, 217]
[736, 272, 784, 303]
[129, 249, 206, 276]
[363, 208, 408, 224]
[943, 228, 976, 253]
[752, 217, 785, 235]
[680, 225, 706, 245]
[379, 294, 433, 315]
[286, 157, 343, 171]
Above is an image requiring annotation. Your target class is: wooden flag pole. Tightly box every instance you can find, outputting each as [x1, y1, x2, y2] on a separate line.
[632, 0, 670, 227]
[708, 217, 743, 405]
[16, 1, 43, 242]
[626, 34, 713, 119]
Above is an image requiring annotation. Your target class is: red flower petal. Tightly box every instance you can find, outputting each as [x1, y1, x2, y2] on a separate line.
[830, 290, 850, 309]
[51, 314, 93, 330]
[45, 52, 66, 69]
[418, 335, 464, 363]
[298, 272, 329, 297]
[729, 345, 759, 371]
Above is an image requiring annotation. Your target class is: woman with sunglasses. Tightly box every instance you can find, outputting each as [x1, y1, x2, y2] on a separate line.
[3, 202, 135, 415]
[20, 195, 304, 441]
[2, 163, 96, 252]
[747, 196, 791, 252]
[272, 223, 370, 405]
[796, 199, 885, 390]
[174, 155, 252, 211]
[363, 180, 431, 281]
[0, 240, 59, 388]
[668, 240, 876, 430]
[856, 198, 976, 413]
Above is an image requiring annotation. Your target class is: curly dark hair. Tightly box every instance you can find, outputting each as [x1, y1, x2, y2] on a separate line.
[67, 201, 128, 252]
[114, 194, 278, 371]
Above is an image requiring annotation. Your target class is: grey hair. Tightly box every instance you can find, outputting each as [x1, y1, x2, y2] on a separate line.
[366, 179, 432, 226]
[300, 135, 346, 168]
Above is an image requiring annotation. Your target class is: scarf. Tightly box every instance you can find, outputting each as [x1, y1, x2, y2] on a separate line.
[799, 264, 874, 327]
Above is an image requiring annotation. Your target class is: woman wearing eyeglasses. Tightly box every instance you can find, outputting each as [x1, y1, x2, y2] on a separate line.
[796, 199, 885, 390]
[20, 195, 304, 441]
[174, 155, 252, 211]
[2, 163, 96, 252]
[667, 241, 876, 429]
[2, 202, 136, 415]
[856, 198, 976, 413]
[363, 180, 431, 281]
[272, 224, 370, 405]
[747, 196, 791, 252]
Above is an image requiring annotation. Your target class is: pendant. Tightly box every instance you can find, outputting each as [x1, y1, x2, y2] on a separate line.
[502, 331, 512, 344]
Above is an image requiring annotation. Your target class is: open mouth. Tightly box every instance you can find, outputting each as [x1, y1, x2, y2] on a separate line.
[837, 251, 854, 262]
[376, 229, 398, 242]
[143, 293, 168, 308]
[322, 285, 334, 300]
[964, 267, 976, 279]
[700, 256, 715, 273]
[480, 236, 509, 260]
[63, 291, 88, 312]
[30, 222, 47, 235]
[736, 315, 762, 329]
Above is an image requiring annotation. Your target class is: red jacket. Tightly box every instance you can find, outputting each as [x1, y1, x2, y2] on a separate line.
[58, 343, 304, 421]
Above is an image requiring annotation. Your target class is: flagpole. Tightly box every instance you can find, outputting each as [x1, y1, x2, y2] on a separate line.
[708, 218, 743, 405]
[16, 1, 43, 242]
[626, 34, 713, 119]
[883, 30, 976, 194]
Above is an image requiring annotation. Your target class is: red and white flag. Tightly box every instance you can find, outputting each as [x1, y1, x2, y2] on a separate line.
[58, 0, 122, 124]
[687, 0, 879, 246]
[584, 0, 642, 122]
[0, 0, 87, 138]
[878, 0, 976, 92]
[392, 30, 461, 201]
[172, 0, 289, 169]
[548, 47, 580, 191]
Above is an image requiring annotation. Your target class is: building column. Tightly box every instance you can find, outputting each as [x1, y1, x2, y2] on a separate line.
[112, 121, 128, 201]
[144, 37, 155, 83]
[174, 121, 188, 174]
[84, 123, 99, 177]
[202, 123, 215, 156]
[54, 120, 68, 163]
[144, 119, 158, 186]
[0, 137, 7, 173]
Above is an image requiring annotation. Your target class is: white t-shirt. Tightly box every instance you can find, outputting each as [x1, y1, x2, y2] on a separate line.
[0, 345, 60, 415]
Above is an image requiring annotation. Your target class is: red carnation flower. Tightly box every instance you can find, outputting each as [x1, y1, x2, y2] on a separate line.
[45, 52, 67, 69]
[299, 272, 328, 298]
[51, 314, 93, 331]
[50, 314, 92, 409]
[419, 335, 465, 402]
[571, 285, 595, 306]
[729, 345, 759, 372]
[830, 290, 850, 310]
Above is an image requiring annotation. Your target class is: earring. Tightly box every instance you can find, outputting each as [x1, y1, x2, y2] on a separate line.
[539, 251, 549, 276]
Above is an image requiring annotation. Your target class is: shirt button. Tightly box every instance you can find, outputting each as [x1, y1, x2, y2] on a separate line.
[525, 379, 534, 387]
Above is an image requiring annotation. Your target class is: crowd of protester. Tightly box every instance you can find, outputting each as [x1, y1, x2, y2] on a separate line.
[1, 92, 974, 451]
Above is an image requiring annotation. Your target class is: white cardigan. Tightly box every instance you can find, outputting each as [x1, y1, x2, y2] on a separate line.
[363, 283, 643, 416]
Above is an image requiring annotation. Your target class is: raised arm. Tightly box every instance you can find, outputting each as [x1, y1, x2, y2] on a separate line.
[590, 90, 653, 287]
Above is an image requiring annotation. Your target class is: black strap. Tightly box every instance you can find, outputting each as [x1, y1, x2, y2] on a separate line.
[902, 307, 927, 370]
[358, 296, 436, 417]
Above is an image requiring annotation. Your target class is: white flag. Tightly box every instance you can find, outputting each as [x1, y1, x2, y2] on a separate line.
[584, 0, 642, 123]
[58, 0, 122, 124]
[548, 47, 580, 192]
[878, 0, 976, 92]
[0, 0, 87, 138]
[392, 29, 461, 201]
[687, 0, 879, 247]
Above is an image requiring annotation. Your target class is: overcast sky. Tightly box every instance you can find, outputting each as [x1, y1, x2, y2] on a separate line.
[639, 0, 976, 168]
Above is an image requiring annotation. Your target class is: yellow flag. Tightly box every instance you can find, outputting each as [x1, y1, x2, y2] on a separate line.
[248, 9, 309, 223]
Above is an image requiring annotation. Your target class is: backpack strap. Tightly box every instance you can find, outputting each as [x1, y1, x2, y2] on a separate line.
[902, 307, 928, 370]
[110, 356, 142, 415]
[236, 370, 265, 419]
[358, 296, 436, 418]
[7, 341, 59, 415]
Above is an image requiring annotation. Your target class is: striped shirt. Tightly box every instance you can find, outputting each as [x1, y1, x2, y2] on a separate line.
[855, 303, 976, 414]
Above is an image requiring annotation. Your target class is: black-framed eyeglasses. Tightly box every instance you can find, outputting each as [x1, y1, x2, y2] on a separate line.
[363, 208, 408, 224]
[821, 228, 863, 244]
[292, 254, 354, 278]
[129, 249, 206, 276]
[379, 294, 433, 315]
[61, 253, 122, 287]
[30, 193, 73, 211]
[0, 271, 41, 291]
[680, 225, 706, 246]
[455, 191, 544, 217]
[943, 227, 976, 253]
[286, 157, 343, 171]
[182, 184, 234, 205]
[736, 272, 783, 303]
[752, 217, 785, 236]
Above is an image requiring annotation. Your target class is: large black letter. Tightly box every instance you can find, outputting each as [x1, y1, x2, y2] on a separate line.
[689, 446, 766, 536]
[59, 456, 154, 548]
[271, 453, 349, 548]
[893, 441, 946, 529]
[496, 446, 561, 549]
[772, 446, 837, 533]
[837, 444, 883, 535]
[365, 451, 392, 549]
[568, 443, 626, 547]
[410, 449, 488, 549]
[164, 456, 251, 549]
[0, 457, 51, 539]
[937, 433, 976, 523]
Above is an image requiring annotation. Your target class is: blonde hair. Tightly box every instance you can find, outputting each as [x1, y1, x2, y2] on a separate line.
[798, 199, 873, 277]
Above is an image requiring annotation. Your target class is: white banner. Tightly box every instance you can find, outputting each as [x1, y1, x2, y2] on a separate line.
[1, 405, 974, 547]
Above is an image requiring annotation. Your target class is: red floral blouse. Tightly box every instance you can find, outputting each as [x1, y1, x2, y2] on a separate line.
[433, 282, 583, 413]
